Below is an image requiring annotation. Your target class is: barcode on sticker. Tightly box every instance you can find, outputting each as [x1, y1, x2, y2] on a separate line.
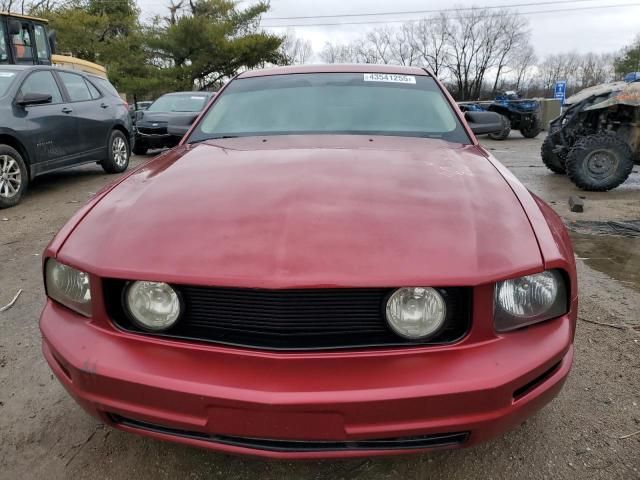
[363, 73, 416, 84]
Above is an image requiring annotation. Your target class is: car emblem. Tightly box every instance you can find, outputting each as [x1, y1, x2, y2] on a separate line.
[152, 123, 158, 127]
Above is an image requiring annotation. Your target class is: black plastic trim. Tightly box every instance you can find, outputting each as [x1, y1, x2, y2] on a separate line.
[109, 414, 469, 452]
[104, 281, 472, 351]
[513, 361, 562, 400]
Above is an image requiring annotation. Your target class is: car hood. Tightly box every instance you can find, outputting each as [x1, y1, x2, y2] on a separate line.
[564, 81, 628, 106]
[58, 136, 543, 288]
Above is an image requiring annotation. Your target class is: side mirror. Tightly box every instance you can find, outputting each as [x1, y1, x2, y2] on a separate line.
[8, 20, 21, 36]
[167, 114, 198, 138]
[17, 92, 53, 106]
[464, 111, 504, 136]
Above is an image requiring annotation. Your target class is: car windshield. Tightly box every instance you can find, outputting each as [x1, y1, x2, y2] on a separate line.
[147, 93, 209, 113]
[188, 73, 470, 144]
[0, 70, 17, 96]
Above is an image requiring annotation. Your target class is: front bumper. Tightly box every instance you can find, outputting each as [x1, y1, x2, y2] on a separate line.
[134, 130, 180, 149]
[41, 300, 574, 459]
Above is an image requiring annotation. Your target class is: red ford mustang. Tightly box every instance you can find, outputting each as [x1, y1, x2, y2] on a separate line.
[40, 65, 577, 459]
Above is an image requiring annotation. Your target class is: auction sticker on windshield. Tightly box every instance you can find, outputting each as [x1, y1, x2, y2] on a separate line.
[363, 73, 416, 84]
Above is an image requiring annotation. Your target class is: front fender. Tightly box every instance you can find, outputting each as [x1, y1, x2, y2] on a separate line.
[482, 152, 577, 299]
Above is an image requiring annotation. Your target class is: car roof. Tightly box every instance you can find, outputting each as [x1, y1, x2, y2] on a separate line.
[238, 64, 431, 79]
[0, 64, 106, 80]
[0, 65, 32, 71]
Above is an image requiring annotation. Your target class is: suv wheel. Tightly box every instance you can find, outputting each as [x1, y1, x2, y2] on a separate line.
[566, 132, 634, 191]
[0, 145, 28, 209]
[102, 130, 130, 174]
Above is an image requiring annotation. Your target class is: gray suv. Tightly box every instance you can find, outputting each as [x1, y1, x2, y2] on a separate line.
[0, 65, 133, 208]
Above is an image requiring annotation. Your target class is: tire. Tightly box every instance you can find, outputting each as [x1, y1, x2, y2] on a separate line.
[133, 142, 148, 156]
[520, 119, 542, 139]
[488, 115, 511, 140]
[565, 132, 634, 192]
[541, 134, 566, 174]
[102, 130, 130, 174]
[0, 144, 28, 209]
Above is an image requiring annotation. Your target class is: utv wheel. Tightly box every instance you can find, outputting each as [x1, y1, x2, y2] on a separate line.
[102, 130, 130, 174]
[488, 115, 511, 140]
[0, 145, 28, 209]
[520, 119, 542, 139]
[541, 134, 566, 174]
[566, 133, 634, 191]
[133, 142, 148, 156]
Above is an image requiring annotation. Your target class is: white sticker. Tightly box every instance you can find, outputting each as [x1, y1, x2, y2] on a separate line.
[191, 96, 206, 100]
[363, 73, 416, 84]
[0, 72, 16, 78]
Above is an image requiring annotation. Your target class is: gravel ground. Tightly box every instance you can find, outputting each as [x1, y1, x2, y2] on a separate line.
[0, 136, 639, 480]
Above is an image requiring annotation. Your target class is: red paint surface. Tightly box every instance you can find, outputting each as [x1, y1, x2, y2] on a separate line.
[41, 65, 578, 458]
[41, 297, 575, 458]
[57, 136, 543, 288]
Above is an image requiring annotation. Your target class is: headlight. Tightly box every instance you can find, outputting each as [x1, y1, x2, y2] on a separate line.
[495, 270, 568, 332]
[386, 287, 447, 340]
[45, 259, 92, 317]
[125, 281, 182, 332]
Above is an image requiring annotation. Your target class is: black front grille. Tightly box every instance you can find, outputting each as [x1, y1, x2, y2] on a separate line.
[105, 282, 471, 351]
[137, 125, 167, 135]
[109, 413, 470, 452]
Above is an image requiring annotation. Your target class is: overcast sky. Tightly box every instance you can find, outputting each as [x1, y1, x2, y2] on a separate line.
[138, 0, 640, 60]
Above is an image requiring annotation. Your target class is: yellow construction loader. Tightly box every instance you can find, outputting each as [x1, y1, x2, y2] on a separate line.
[0, 11, 107, 78]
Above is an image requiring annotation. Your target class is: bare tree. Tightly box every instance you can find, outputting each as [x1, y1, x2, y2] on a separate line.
[315, 7, 616, 100]
[469, 11, 506, 99]
[352, 38, 379, 64]
[491, 12, 530, 95]
[389, 23, 419, 66]
[511, 44, 536, 92]
[408, 14, 450, 76]
[320, 42, 358, 64]
[25, 0, 58, 14]
[576, 52, 615, 89]
[443, 8, 488, 100]
[1, 0, 15, 12]
[167, 1, 184, 26]
[1, 0, 59, 14]
[538, 52, 582, 96]
[364, 27, 394, 64]
[280, 32, 313, 65]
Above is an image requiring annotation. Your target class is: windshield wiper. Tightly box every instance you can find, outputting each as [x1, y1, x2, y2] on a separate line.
[188, 135, 240, 145]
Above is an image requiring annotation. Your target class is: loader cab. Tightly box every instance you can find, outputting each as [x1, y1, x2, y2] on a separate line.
[0, 12, 53, 66]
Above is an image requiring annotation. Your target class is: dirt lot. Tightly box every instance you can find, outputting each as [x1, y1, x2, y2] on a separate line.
[1, 136, 639, 480]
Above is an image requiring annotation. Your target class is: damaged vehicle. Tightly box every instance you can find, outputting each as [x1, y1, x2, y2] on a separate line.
[542, 73, 640, 191]
[40, 65, 577, 459]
